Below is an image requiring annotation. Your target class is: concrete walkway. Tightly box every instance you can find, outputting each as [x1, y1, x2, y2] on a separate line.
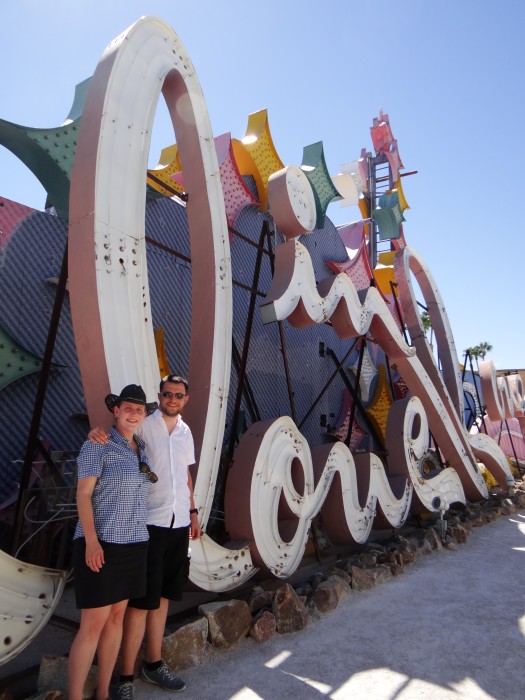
[134, 512, 525, 700]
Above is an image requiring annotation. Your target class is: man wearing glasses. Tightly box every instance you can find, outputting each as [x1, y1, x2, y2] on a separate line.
[88, 375, 200, 698]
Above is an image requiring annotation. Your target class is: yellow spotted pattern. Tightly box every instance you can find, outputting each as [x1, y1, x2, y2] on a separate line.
[365, 364, 393, 445]
[241, 109, 284, 206]
[147, 144, 184, 196]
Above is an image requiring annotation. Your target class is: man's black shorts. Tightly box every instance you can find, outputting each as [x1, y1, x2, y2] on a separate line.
[128, 524, 190, 610]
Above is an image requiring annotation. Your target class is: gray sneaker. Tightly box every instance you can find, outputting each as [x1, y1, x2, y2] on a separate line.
[141, 661, 186, 692]
[112, 681, 134, 700]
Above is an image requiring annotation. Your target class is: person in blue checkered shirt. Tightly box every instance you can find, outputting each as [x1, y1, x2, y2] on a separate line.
[68, 384, 158, 700]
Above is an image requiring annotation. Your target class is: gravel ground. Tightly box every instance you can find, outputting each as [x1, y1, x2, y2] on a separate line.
[2, 511, 524, 700]
[137, 511, 525, 700]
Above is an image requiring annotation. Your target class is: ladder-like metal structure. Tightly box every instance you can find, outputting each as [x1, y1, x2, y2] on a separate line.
[367, 152, 395, 270]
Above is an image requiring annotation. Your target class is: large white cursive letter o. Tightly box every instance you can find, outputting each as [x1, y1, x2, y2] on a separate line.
[69, 16, 254, 591]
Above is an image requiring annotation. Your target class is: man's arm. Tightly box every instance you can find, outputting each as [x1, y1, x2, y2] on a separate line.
[187, 467, 201, 540]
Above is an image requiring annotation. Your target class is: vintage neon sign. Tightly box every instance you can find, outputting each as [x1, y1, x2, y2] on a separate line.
[224, 239, 514, 575]
[68, 16, 514, 589]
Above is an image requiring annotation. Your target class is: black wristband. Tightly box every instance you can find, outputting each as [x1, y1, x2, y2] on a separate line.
[189, 508, 198, 515]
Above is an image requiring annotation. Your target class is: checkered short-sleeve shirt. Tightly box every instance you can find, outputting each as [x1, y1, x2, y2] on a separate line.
[74, 427, 151, 544]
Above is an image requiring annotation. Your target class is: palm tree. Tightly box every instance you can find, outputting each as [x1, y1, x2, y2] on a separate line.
[475, 341, 493, 360]
[464, 341, 493, 366]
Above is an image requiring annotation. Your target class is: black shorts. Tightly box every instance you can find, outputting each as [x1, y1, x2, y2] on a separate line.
[73, 538, 148, 609]
[128, 524, 190, 610]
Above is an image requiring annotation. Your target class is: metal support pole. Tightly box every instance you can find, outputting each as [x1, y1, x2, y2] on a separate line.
[297, 340, 357, 431]
[264, 227, 297, 422]
[346, 339, 366, 448]
[11, 239, 69, 554]
[228, 221, 269, 458]
[326, 346, 386, 455]
[231, 338, 260, 423]
[278, 321, 297, 424]
[504, 418, 524, 477]
[462, 349, 490, 435]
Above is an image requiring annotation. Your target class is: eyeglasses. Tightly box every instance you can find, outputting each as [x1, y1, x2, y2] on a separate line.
[161, 391, 186, 400]
[139, 461, 158, 484]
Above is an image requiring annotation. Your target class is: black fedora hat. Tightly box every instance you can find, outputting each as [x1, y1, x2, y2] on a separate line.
[105, 384, 158, 416]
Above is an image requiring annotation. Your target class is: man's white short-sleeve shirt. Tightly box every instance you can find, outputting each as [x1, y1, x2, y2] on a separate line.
[137, 409, 195, 528]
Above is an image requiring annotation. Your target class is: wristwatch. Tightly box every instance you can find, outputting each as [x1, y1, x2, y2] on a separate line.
[189, 508, 198, 515]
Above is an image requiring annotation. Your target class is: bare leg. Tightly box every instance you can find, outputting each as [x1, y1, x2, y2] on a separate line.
[144, 597, 169, 662]
[96, 599, 129, 699]
[120, 606, 148, 676]
[68, 606, 111, 700]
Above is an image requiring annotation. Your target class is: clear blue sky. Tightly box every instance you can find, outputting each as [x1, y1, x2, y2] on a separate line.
[2, 0, 523, 369]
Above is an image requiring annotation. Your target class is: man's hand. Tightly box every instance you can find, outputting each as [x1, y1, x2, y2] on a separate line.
[87, 426, 110, 444]
[190, 512, 201, 540]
